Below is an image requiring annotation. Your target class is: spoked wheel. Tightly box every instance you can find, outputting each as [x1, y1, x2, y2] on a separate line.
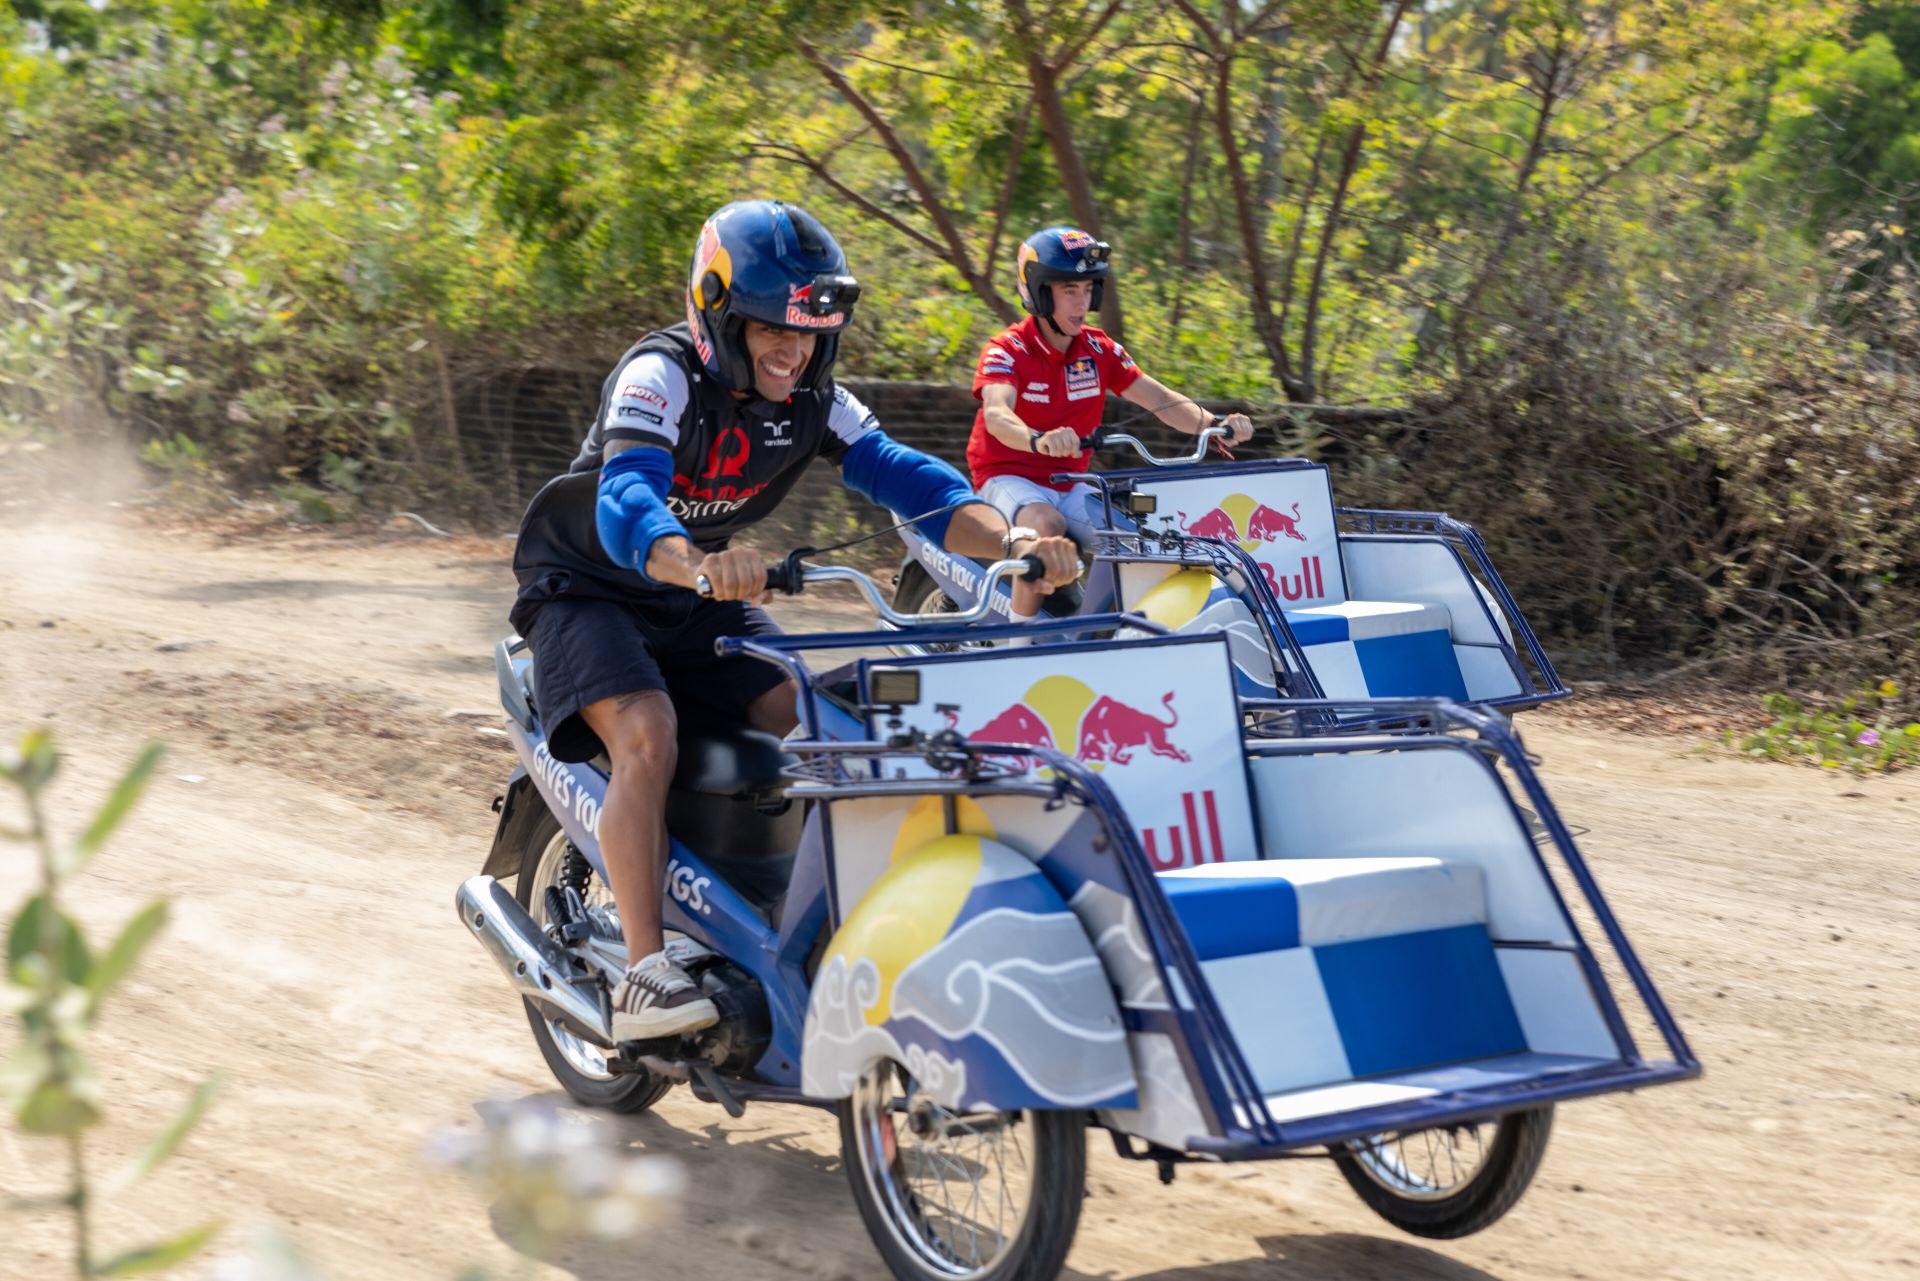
[1332, 1106, 1553, 1239]
[514, 810, 673, 1113]
[895, 577, 988, 654]
[839, 1061, 1085, 1281]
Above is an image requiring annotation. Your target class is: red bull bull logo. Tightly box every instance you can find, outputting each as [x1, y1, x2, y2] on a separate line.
[1175, 492, 1328, 602]
[955, 675, 1188, 773]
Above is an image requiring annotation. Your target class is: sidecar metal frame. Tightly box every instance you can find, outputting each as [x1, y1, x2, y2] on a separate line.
[894, 456, 1569, 712]
[713, 628, 1695, 1157]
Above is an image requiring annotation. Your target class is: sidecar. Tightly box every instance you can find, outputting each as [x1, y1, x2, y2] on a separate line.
[469, 565, 1689, 1281]
[721, 620, 1695, 1276]
[894, 456, 1568, 711]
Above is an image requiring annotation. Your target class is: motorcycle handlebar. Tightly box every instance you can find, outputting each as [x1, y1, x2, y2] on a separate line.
[1087, 420, 1232, 467]
[697, 554, 1046, 624]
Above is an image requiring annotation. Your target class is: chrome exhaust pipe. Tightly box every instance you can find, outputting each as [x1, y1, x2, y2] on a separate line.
[456, 875, 613, 1046]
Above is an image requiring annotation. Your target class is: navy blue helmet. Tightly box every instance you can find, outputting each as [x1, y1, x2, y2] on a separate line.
[1015, 225, 1111, 319]
[685, 200, 861, 394]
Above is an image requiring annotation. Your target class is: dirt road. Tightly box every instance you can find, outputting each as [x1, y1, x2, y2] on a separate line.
[1, 513, 1915, 1281]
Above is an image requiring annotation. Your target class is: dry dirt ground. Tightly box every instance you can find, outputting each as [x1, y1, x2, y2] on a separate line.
[1, 512, 1916, 1281]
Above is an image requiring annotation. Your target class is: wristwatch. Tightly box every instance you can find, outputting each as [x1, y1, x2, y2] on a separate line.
[1028, 428, 1045, 452]
[1001, 525, 1040, 557]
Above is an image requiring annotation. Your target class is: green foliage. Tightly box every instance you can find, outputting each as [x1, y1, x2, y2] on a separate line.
[1724, 681, 1920, 772]
[1755, 15, 1920, 233]
[2, 730, 221, 1277]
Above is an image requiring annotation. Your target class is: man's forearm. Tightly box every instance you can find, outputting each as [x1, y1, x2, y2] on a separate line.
[1153, 394, 1211, 435]
[984, 405, 1037, 451]
[943, 503, 1016, 561]
[642, 534, 702, 589]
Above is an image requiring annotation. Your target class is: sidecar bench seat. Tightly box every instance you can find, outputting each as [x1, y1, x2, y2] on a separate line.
[1157, 858, 1525, 1094]
[1279, 600, 1468, 701]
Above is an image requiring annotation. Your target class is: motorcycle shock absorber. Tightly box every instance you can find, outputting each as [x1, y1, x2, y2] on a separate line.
[543, 843, 594, 947]
[559, 843, 591, 897]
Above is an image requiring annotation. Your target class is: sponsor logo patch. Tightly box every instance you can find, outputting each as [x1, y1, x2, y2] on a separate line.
[1065, 356, 1100, 401]
[614, 406, 664, 424]
[784, 282, 847, 329]
[619, 384, 670, 410]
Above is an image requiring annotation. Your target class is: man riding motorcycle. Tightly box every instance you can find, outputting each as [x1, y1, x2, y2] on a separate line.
[967, 226, 1254, 620]
[509, 200, 1077, 1041]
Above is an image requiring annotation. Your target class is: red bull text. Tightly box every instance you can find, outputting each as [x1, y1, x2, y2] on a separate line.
[1141, 790, 1227, 869]
[1175, 496, 1329, 603]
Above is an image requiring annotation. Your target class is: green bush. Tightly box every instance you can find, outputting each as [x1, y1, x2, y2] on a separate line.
[1724, 681, 1920, 772]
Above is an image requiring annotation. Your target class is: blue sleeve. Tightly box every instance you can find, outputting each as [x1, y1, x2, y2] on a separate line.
[596, 447, 688, 587]
[838, 429, 989, 545]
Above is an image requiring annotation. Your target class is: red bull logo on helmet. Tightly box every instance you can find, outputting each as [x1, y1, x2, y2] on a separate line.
[954, 675, 1188, 774]
[1175, 492, 1328, 603]
[784, 281, 848, 330]
[1057, 228, 1096, 252]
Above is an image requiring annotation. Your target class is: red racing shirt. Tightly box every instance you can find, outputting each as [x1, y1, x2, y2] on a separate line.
[966, 315, 1141, 489]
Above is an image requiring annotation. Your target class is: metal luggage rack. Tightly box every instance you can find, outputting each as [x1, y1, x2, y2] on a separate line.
[777, 739, 1044, 790]
[1241, 695, 1468, 740]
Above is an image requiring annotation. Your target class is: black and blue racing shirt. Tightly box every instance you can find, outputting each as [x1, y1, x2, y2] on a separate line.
[510, 324, 882, 627]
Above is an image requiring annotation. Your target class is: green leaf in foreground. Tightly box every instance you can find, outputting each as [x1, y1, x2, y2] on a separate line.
[91, 1221, 221, 1277]
[104, 1076, 220, 1196]
[65, 742, 164, 875]
[7, 895, 93, 987]
[85, 900, 169, 1015]
[16, 1074, 102, 1135]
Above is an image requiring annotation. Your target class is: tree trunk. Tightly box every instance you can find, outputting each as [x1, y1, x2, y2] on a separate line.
[1171, 94, 1205, 330]
[1022, 50, 1125, 341]
[1211, 52, 1306, 398]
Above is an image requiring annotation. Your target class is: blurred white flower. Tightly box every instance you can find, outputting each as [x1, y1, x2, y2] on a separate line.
[429, 1098, 684, 1245]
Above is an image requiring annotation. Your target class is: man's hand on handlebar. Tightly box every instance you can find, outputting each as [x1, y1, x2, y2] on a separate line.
[1009, 533, 1080, 589]
[1034, 427, 1082, 458]
[691, 547, 772, 602]
[1216, 412, 1254, 445]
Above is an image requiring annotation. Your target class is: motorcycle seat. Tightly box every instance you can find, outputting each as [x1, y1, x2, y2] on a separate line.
[587, 723, 796, 798]
[671, 723, 797, 797]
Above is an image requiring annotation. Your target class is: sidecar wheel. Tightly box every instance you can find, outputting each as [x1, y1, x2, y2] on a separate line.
[839, 1061, 1085, 1281]
[515, 811, 673, 1114]
[1333, 1105, 1553, 1239]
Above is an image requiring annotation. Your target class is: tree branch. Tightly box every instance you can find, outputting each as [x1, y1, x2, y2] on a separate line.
[1053, 0, 1126, 72]
[797, 39, 1016, 321]
[749, 142, 949, 259]
[985, 100, 1035, 282]
[1300, 0, 1413, 393]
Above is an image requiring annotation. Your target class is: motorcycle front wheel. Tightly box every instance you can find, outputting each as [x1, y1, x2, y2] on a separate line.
[515, 808, 673, 1114]
[839, 1060, 1085, 1281]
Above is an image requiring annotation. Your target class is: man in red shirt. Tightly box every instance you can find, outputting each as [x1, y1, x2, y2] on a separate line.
[967, 226, 1253, 619]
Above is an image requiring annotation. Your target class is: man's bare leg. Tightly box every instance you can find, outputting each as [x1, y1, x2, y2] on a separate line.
[1011, 502, 1072, 621]
[577, 688, 716, 1037]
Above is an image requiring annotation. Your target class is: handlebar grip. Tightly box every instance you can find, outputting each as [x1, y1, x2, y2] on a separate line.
[1085, 427, 1109, 451]
[763, 561, 801, 596]
[1020, 554, 1047, 582]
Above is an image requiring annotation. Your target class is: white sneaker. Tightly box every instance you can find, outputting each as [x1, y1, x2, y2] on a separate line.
[611, 951, 719, 1041]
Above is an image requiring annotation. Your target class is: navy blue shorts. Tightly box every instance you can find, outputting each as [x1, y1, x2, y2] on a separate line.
[524, 594, 789, 763]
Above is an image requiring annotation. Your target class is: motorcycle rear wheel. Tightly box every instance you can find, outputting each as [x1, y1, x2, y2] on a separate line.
[1332, 1106, 1553, 1239]
[515, 809, 673, 1114]
[839, 1060, 1085, 1281]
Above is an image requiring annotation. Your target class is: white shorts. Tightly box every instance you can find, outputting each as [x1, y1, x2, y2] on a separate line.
[978, 475, 1110, 547]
